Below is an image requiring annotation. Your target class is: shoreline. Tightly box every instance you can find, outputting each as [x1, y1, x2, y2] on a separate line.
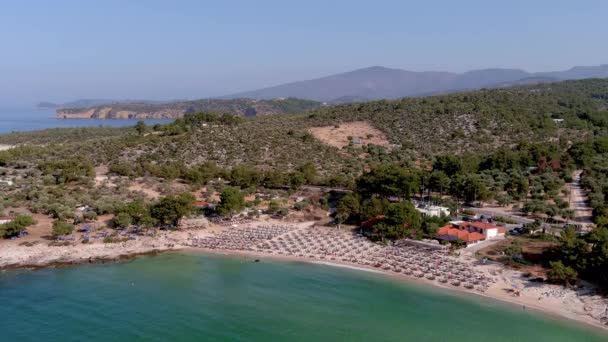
[2, 225, 607, 333]
[179, 247, 608, 334]
[0, 249, 168, 271]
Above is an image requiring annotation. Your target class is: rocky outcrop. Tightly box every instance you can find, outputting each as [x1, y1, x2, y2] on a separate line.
[56, 98, 321, 119]
[57, 107, 184, 119]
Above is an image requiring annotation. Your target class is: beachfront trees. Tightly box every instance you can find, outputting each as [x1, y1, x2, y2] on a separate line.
[370, 201, 422, 241]
[588, 227, 608, 285]
[421, 215, 449, 237]
[111, 199, 156, 228]
[217, 186, 245, 218]
[546, 261, 578, 287]
[150, 193, 196, 226]
[336, 193, 362, 223]
[0, 214, 36, 238]
[360, 197, 390, 221]
[52, 220, 74, 236]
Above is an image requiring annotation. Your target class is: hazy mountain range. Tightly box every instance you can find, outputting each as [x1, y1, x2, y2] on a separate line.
[224, 64, 608, 103]
[41, 64, 608, 114]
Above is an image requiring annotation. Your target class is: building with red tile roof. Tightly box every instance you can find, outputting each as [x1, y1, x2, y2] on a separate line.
[436, 221, 505, 246]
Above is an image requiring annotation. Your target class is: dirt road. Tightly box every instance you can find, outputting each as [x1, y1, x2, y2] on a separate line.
[570, 170, 593, 231]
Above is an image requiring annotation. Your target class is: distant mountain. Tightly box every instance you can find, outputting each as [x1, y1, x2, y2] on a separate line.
[327, 95, 371, 105]
[56, 98, 321, 119]
[489, 76, 560, 88]
[37, 99, 167, 110]
[539, 64, 608, 80]
[224, 65, 608, 103]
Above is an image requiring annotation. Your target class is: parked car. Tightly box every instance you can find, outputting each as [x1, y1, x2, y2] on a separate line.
[510, 227, 525, 235]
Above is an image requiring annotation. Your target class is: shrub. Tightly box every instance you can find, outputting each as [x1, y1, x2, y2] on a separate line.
[103, 237, 129, 243]
[83, 211, 98, 221]
[0, 214, 36, 238]
[52, 220, 75, 236]
[112, 212, 133, 228]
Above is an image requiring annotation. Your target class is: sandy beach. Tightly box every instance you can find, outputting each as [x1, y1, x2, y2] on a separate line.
[1, 219, 607, 332]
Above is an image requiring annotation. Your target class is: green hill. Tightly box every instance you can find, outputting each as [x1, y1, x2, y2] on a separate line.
[3, 78, 608, 179]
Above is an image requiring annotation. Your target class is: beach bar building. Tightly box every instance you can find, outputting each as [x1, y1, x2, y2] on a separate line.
[436, 221, 505, 246]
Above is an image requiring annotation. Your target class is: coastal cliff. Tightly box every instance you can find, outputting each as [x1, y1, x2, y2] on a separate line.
[56, 98, 322, 119]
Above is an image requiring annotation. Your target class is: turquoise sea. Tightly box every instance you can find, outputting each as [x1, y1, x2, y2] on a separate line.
[0, 253, 605, 342]
[0, 109, 173, 134]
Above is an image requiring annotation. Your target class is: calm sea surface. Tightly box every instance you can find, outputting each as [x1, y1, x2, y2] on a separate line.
[0, 109, 173, 134]
[0, 253, 605, 342]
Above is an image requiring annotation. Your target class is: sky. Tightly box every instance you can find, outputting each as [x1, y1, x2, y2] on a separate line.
[1, 0, 607, 108]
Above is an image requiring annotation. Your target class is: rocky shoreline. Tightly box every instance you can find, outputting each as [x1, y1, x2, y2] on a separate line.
[0, 249, 167, 271]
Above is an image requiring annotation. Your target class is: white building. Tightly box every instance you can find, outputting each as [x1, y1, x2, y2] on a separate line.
[415, 205, 450, 217]
[450, 220, 506, 239]
[0, 216, 16, 225]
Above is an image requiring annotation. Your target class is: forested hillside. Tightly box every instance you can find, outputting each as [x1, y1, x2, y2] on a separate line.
[2, 78, 607, 178]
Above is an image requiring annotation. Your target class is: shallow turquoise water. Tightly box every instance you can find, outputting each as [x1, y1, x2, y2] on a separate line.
[0, 253, 605, 341]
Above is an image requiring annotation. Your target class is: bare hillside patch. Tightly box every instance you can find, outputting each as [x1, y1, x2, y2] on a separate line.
[308, 121, 391, 150]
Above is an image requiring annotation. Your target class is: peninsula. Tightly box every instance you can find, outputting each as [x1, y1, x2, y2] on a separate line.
[55, 97, 321, 119]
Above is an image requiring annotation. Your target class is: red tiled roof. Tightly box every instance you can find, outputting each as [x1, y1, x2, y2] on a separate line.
[195, 201, 212, 207]
[436, 224, 485, 242]
[437, 224, 455, 235]
[0, 216, 16, 220]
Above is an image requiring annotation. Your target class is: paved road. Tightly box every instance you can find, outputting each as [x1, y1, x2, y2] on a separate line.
[299, 185, 352, 193]
[464, 207, 534, 225]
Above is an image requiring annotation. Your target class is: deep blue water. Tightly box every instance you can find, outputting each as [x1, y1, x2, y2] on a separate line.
[0, 108, 173, 134]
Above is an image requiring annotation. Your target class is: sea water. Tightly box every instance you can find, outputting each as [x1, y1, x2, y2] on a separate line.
[0, 109, 173, 134]
[0, 253, 605, 342]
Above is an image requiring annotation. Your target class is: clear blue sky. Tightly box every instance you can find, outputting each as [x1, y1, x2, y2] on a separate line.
[1, 0, 607, 107]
